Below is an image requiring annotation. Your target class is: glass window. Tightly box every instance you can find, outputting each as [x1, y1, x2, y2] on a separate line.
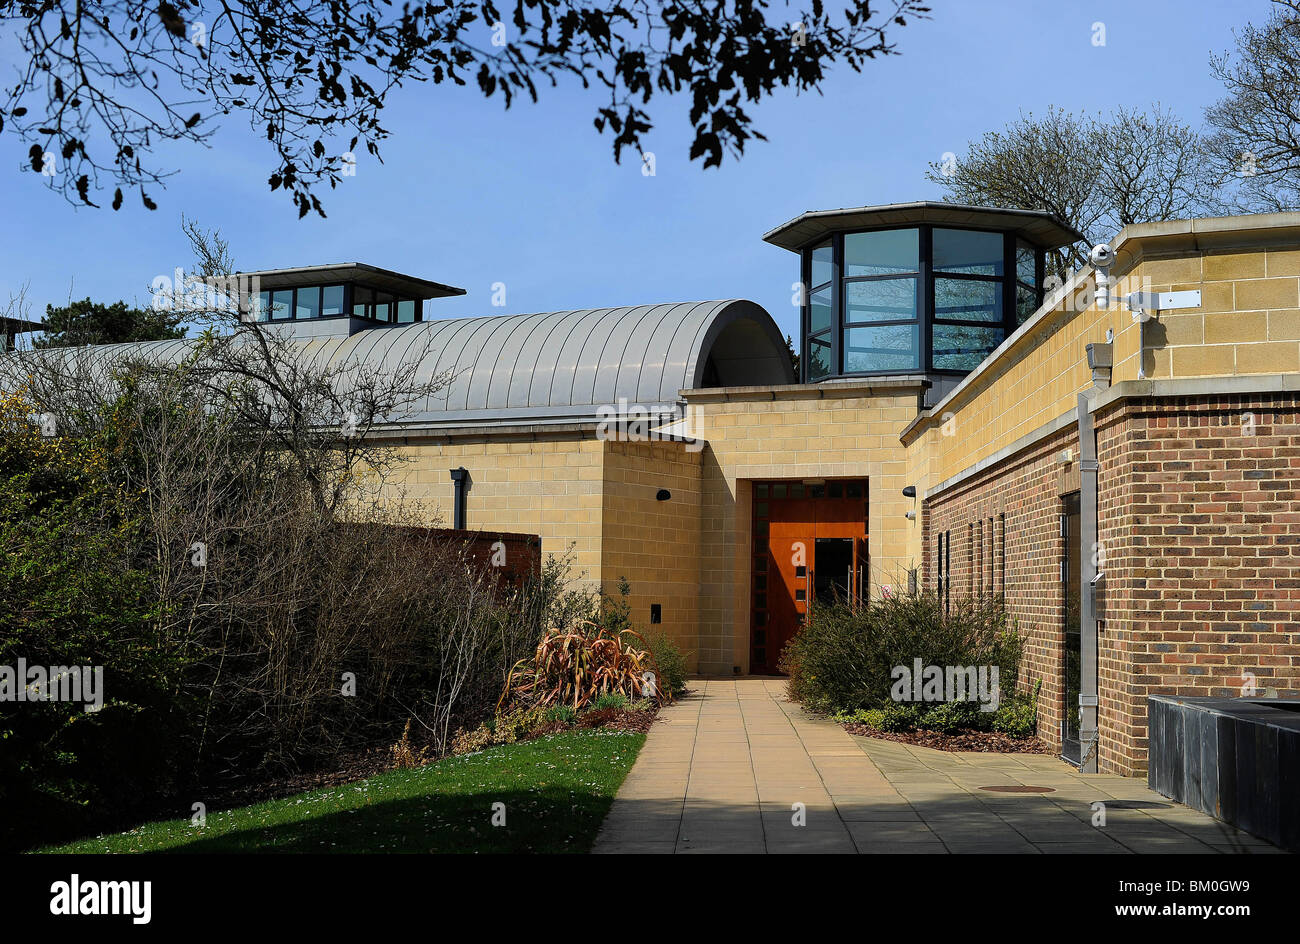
[933, 228, 1004, 276]
[809, 284, 833, 335]
[270, 289, 292, 320]
[810, 241, 834, 288]
[295, 285, 321, 320]
[373, 292, 392, 322]
[845, 277, 917, 323]
[1016, 284, 1038, 324]
[933, 323, 1005, 371]
[396, 299, 417, 323]
[1016, 241, 1037, 286]
[351, 285, 373, 318]
[844, 323, 919, 372]
[845, 228, 918, 277]
[934, 277, 1002, 322]
[255, 291, 270, 322]
[321, 285, 345, 317]
[807, 335, 832, 380]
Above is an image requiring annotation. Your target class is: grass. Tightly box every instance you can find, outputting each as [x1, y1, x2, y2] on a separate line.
[38, 730, 645, 854]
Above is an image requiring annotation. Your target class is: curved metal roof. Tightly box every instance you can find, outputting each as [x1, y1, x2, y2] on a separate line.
[14, 299, 792, 431]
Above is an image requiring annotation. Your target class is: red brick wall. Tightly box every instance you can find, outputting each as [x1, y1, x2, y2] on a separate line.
[925, 392, 1300, 776]
[924, 425, 1079, 754]
[1095, 393, 1300, 775]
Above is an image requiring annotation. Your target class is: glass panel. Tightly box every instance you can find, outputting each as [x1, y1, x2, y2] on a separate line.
[845, 228, 918, 277]
[789, 484, 804, 498]
[844, 324, 919, 372]
[933, 228, 1004, 276]
[809, 284, 833, 334]
[255, 290, 270, 322]
[295, 285, 321, 320]
[773, 484, 787, 498]
[352, 285, 373, 318]
[1016, 241, 1037, 286]
[1016, 283, 1038, 324]
[396, 299, 417, 323]
[373, 292, 392, 322]
[810, 241, 833, 288]
[807, 335, 832, 380]
[270, 289, 292, 320]
[934, 277, 1001, 322]
[845, 277, 917, 323]
[755, 484, 768, 499]
[932, 323, 1005, 371]
[321, 285, 345, 317]
[755, 502, 768, 517]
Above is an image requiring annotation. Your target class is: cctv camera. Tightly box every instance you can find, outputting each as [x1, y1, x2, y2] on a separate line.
[1089, 243, 1115, 268]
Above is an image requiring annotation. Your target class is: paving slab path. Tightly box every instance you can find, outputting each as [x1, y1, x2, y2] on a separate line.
[592, 678, 1284, 854]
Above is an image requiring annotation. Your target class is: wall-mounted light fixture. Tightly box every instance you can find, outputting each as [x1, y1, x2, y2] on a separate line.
[905, 510, 917, 520]
[656, 489, 671, 501]
[902, 485, 916, 498]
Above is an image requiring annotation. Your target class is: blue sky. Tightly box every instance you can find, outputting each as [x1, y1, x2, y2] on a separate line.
[0, 0, 1275, 343]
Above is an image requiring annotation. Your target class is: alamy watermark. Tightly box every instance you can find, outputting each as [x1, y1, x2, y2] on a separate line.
[0, 658, 104, 712]
[890, 659, 1000, 711]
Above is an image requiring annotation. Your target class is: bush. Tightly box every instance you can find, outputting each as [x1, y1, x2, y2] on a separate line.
[647, 632, 689, 698]
[992, 687, 1040, 738]
[780, 591, 1022, 715]
[591, 693, 629, 711]
[919, 699, 992, 734]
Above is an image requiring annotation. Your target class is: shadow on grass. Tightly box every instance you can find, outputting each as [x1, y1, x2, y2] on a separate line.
[164, 787, 615, 854]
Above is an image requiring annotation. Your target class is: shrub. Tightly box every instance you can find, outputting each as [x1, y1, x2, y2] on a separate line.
[647, 632, 689, 698]
[780, 591, 1021, 715]
[592, 693, 629, 711]
[992, 687, 1040, 739]
[918, 699, 993, 734]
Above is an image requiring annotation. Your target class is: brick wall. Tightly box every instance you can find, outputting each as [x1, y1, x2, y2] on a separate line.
[924, 425, 1078, 753]
[1094, 392, 1300, 775]
[926, 390, 1300, 775]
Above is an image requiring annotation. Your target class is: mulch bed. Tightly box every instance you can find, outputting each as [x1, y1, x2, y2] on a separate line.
[209, 701, 668, 811]
[843, 723, 1054, 754]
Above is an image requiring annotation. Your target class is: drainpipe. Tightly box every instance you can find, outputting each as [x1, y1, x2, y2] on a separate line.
[1076, 341, 1111, 775]
[449, 467, 469, 530]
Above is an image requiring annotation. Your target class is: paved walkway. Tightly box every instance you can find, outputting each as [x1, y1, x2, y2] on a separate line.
[592, 678, 1284, 854]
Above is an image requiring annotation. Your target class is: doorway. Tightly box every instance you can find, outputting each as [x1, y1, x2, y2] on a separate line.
[750, 480, 868, 674]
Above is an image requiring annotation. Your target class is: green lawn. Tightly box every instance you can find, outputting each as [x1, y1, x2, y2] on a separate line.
[38, 730, 644, 854]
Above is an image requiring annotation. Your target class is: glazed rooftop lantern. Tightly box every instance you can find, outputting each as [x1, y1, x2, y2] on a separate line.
[764, 202, 1083, 393]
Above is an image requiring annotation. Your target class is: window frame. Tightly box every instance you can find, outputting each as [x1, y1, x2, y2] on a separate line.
[799, 224, 1045, 381]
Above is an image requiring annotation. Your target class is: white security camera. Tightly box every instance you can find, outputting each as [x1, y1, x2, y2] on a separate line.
[1089, 243, 1115, 267]
[1090, 243, 1115, 308]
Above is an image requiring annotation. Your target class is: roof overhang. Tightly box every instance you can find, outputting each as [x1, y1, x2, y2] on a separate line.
[762, 201, 1084, 253]
[2, 315, 45, 333]
[238, 263, 465, 299]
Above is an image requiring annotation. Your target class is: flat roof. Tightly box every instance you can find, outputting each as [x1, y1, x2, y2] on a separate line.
[762, 201, 1084, 252]
[2, 314, 45, 332]
[237, 263, 466, 299]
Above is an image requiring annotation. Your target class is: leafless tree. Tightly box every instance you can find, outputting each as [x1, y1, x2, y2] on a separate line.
[1205, 0, 1300, 212]
[927, 106, 1218, 279]
[0, 221, 542, 773]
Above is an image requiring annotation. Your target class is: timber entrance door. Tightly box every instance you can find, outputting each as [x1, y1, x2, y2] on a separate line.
[750, 480, 869, 674]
